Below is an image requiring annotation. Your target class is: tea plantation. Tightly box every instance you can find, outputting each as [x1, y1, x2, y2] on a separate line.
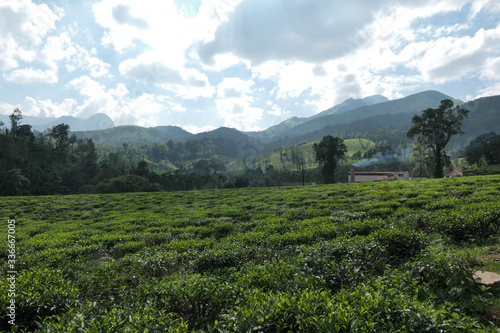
[2, 175, 500, 332]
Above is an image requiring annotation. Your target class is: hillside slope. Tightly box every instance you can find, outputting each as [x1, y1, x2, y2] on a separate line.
[74, 125, 194, 146]
[278, 90, 457, 140]
[248, 95, 390, 140]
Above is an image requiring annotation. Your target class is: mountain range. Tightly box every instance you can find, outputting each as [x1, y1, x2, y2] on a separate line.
[3, 90, 499, 148]
[0, 113, 115, 132]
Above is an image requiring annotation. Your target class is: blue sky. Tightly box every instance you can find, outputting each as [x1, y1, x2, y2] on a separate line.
[1, 0, 500, 133]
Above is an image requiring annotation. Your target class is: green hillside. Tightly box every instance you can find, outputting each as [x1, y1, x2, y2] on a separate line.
[278, 90, 458, 140]
[255, 139, 376, 171]
[2, 176, 500, 331]
[74, 125, 195, 146]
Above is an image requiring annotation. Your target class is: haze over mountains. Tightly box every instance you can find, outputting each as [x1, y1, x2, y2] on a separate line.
[3, 90, 499, 148]
[0, 113, 115, 132]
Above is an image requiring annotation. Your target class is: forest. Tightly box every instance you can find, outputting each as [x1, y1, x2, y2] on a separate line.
[1, 107, 499, 196]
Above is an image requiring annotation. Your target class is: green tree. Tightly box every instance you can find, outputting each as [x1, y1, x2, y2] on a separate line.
[0, 169, 30, 195]
[50, 123, 71, 151]
[9, 108, 23, 139]
[462, 132, 500, 166]
[410, 138, 434, 178]
[16, 124, 35, 143]
[313, 135, 347, 184]
[407, 99, 469, 178]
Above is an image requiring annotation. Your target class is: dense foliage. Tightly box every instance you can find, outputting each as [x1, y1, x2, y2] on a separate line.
[407, 99, 470, 178]
[1, 176, 500, 331]
[1, 107, 499, 196]
[463, 132, 500, 166]
[313, 135, 347, 184]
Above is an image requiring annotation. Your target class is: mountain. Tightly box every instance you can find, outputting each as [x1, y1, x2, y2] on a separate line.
[195, 127, 252, 141]
[247, 95, 389, 140]
[44, 113, 115, 132]
[73, 125, 194, 146]
[0, 113, 115, 132]
[310, 95, 389, 119]
[246, 116, 308, 140]
[447, 95, 500, 148]
[276, 90, 459, 141]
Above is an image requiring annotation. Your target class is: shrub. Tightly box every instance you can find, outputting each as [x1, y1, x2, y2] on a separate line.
[371, 228, 429, 262]
[95, 175, 151, 193]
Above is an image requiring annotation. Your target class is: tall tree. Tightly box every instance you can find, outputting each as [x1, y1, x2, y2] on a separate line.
[313, 135, 347, 184]
[16, 124, 35, 143]
[9, 108, 23, 139]
[50, 123, 71, 151]
[407, 99, 469, 178]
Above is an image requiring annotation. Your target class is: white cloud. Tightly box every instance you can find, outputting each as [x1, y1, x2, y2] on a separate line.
[217, 77, 253, 98]
[0, 97, 77, 118]
[481, 57, 500, 81]
[215, 77, 263, 130]
[119, 57, 214, 99]
[40, 32, 111, 79]
[3, 68, 58, 84]
[0, 0, 61, 71]
[41, 32, 77, 70]
[93, 0, 201, 69]
[409, 26, 500, 84]
[182, 124, 216, 134]
[67, 75, 106, 97]
[266, 101, 288, 117]
[475, 81, 500, 98]
[66, 75, 172, 126]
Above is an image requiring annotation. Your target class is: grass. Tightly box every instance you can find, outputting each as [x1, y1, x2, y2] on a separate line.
[1, 175, 500, 332]
[254, 138, 376, 171]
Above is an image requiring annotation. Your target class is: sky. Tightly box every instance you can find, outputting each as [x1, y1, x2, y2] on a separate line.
[1, 0, 500, 133]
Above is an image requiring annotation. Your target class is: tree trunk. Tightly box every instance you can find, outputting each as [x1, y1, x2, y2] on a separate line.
[434, 147, 444, 178]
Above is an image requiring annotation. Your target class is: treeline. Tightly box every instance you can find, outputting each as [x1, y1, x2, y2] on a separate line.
[1, 107, 499, 196]
[0, 110, 319, 195]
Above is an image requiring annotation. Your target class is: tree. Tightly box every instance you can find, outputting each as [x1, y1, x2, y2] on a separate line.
[313, 135, 347, 184]
[9, 108, 23, 139]
[410, 138, 434, 178]
[50, 123, 71, 151]
[462, 132, 500, 166]
[16, 124, 35, 143]
[407, 99, 469, 178]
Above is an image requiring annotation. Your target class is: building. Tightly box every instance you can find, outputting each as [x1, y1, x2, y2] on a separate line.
[348, 166, 410, 183]
[445, 167, 463, 178]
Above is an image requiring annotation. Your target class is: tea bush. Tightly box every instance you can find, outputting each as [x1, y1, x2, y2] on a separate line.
[1, 175, 500, 331]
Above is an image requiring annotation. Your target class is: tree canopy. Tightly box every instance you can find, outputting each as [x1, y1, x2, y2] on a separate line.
[407, 99, 469, 178]
[313, 135, 347, 183]
[49, 123, 71, 151]
[462, 131, 500, 166]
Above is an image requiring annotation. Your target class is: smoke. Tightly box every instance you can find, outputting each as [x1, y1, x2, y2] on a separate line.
[353, 153, 399, 168]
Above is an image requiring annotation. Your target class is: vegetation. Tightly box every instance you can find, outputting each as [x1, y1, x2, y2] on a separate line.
[407, 99, 470, 178]
[1, 103, 500, 196]
[462, 132, 500, 166]
[1, 175, 500, 331]
[313, 135, 347, 183]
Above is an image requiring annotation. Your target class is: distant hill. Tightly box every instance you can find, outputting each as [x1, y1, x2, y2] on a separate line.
[0, 113, 115, 132]
[74, 125, 194, 146]
[7, 91, 498, 152]
[447, 94, 500, 148]
[276, 90, 459, 141]
[195, 127, 252, 141]
[310, 95, 389, 119]
[461, 95, 500, 136]
[248, 95, 389, 140]
[246, 116, 308, 141]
